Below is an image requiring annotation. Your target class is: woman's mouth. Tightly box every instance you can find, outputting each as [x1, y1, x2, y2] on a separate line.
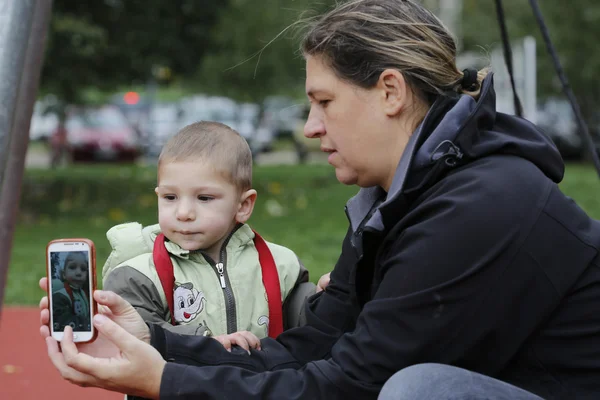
[327, 151, 337, 164]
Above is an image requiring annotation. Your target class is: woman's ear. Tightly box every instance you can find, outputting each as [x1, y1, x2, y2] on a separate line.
[236, 189, 257, 223]
[377, 69, 409, 117]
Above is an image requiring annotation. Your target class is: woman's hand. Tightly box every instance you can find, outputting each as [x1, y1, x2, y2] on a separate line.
[39, 277, 162, 397]
[213, 331, 261, 354]
[47, 316, 165, 398]
[39, 278, 151, 348]
[316, 272, 331, 293]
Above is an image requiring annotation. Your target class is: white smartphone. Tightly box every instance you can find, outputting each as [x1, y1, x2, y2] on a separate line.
[46, 238, 98, 343]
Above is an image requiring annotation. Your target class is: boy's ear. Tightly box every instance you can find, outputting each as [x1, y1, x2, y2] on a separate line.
[154, 187, 159, 196]
[236, 189, 257, 223]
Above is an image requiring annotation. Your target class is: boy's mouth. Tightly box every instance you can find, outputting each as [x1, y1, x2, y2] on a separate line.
[178, 231, 199, 235]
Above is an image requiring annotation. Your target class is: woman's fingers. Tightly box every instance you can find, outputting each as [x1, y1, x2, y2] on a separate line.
[98, 305, 113, 316]
[92, 314, 137, 353]
[46, 332, 96, 387]
[39, 277, 48, 292]
[40, 308, 49, 327]
[40, 324, 50, 339]
[39, 296, 48, 310]
[60, 325, 113, 381]
[93, 290, 131, 315]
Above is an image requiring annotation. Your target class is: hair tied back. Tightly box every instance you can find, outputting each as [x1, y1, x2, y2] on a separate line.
[461, 68, 479, 91]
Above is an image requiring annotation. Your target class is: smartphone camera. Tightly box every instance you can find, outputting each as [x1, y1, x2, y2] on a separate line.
[47, 239, 97, 343]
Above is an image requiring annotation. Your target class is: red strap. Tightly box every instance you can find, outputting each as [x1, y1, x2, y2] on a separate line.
[153, 233, 176, 325]
[152, 230, 283, 336]
[253, 230, 283, 338]
[63, 281, 75, 306]
[63, 281, 89, 314]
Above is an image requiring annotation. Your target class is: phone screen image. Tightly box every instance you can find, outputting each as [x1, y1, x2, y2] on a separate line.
[49, 248, 93, 335]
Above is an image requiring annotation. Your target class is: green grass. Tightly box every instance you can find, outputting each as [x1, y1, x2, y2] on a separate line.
[5, 162, 600, 306]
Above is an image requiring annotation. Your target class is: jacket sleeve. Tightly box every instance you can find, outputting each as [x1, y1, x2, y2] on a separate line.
[277, 226, 360, 363]
[282, 258, 316, 329]
[150, 173, 565, 399]
[104, 266, 208, 336]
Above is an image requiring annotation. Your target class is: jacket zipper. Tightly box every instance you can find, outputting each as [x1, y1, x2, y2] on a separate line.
[204, 224, 241, 334]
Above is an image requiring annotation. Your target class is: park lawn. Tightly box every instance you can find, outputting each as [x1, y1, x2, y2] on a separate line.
[5, 162, 600, 306]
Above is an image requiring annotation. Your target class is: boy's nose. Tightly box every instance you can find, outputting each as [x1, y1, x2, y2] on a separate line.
[176, 202, 195, 221]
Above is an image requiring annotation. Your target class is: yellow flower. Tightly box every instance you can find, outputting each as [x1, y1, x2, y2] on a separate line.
[296, 195, 307, 209]
[267, 182, 282, 195]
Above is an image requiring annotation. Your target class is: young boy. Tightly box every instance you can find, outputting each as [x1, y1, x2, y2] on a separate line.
[52, 251, 91, 332]
[102, 121, 314, 339]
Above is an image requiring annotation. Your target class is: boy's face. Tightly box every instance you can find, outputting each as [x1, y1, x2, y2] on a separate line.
[156, 161, 251, 257]
[63, 254, 88, 289]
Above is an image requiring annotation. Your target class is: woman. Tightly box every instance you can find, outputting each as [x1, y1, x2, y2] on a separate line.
[40, 0, 600, 398]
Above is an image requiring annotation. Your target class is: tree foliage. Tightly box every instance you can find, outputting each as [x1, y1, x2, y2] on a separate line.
[191, 0, 334, 104]
[40, 0, 228, 104]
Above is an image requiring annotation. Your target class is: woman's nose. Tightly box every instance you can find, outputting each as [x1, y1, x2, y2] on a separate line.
[304, 109, 325, 139]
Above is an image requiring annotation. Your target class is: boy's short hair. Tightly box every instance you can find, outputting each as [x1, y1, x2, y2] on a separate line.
[158, 121, 253, 191]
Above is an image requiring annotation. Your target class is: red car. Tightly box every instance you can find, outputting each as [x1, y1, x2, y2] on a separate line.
[57, 105, 141, 163]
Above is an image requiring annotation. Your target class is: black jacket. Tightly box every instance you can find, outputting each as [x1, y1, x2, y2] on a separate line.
[150, 76, 600, 399]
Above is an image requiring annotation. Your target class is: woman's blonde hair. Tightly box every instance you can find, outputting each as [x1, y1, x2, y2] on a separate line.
[301, 0, 488, 104]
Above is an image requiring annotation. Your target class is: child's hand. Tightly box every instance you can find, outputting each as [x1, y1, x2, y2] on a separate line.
[213, 331, 261, 354]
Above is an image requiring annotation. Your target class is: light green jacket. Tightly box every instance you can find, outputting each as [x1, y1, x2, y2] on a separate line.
[102, 222, 313, 338]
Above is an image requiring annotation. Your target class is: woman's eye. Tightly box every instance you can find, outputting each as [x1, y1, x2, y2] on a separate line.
[319, 100, 330, 107]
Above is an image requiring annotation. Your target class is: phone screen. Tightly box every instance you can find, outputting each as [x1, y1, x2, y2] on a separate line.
[48, 243, 93, 338]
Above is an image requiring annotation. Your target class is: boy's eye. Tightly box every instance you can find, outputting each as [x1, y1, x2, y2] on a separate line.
[163, 195, 176, 201]
[197, 195, 213, 202]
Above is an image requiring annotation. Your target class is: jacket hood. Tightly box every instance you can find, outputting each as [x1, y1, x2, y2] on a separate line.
[347, 74, 564, 233]
[411, 74, 563, 181]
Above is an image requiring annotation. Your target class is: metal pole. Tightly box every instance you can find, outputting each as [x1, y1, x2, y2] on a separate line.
[0, 0, 53, 318]
[0, 1, 36, 188]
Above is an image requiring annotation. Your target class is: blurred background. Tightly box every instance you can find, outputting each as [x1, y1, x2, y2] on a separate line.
[7, 0, 600, 305]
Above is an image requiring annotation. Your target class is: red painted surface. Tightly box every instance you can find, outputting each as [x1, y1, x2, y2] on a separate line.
[0, 307, 121, 400]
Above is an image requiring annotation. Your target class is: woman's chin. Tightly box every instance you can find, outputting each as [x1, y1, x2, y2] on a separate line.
[334, 169, 359, 186]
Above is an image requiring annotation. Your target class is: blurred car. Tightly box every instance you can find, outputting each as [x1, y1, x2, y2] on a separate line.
[254, 96, 309, 162]
[537, 99, 584, 160]
[57, 105, 141, 162]
[145, 102, 184, 157]
[537, 99, 600, 161]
